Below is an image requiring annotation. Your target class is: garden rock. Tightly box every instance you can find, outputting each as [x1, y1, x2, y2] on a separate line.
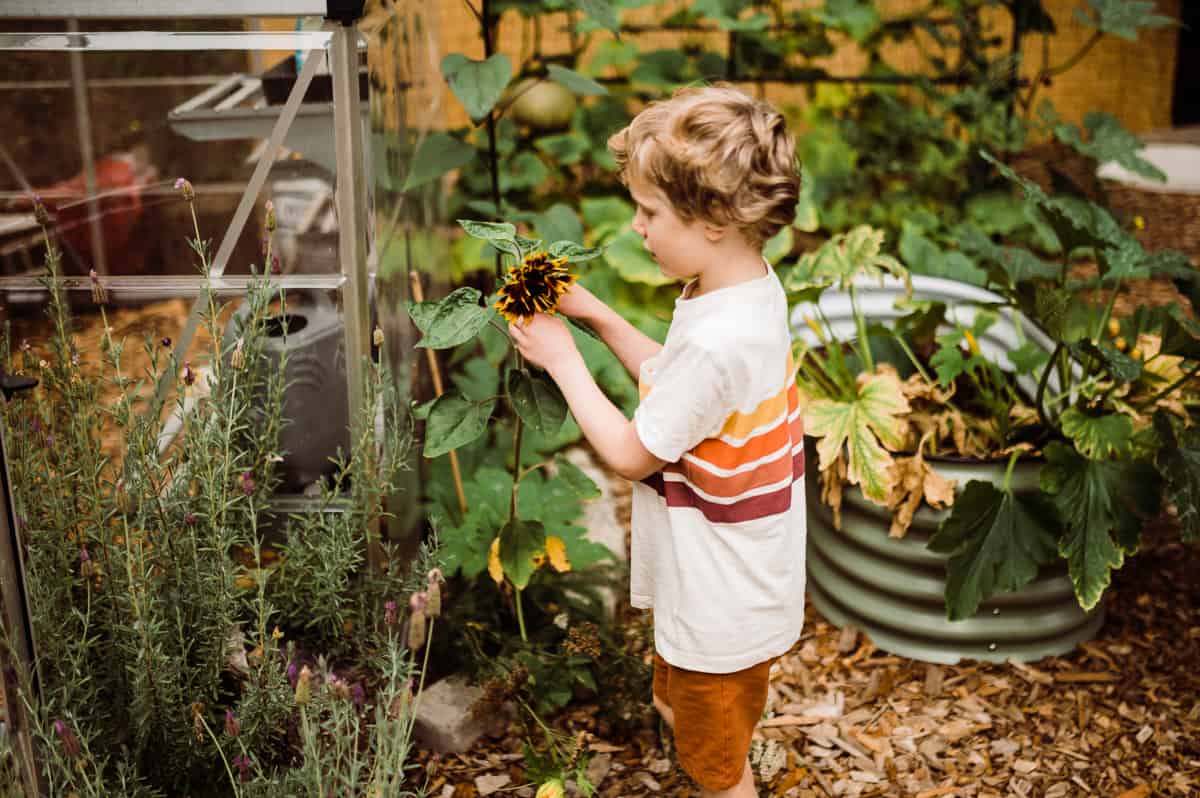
[561, 447, 627, 617]
[412, 674, 487, 754]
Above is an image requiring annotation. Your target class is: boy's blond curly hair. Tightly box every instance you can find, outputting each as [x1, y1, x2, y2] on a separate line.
[608, 83, 800, 246]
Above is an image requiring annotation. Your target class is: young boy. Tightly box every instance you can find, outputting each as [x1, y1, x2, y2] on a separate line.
[508, 84, 806, 798]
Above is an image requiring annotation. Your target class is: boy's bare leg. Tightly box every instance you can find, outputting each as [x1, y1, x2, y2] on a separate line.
[700, 760, 756, 798]
[652, 694, 675, 729]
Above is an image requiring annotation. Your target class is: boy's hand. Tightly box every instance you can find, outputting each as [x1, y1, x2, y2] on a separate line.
[509, 313, 581, 375]
[554, 283, 600, 320]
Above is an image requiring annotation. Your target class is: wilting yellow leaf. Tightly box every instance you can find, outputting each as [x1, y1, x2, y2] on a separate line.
[886, 433, 956, 539]
[545, 536, 570, 572]
[819, 453, 847, 530]
[487, 537, 504, 584]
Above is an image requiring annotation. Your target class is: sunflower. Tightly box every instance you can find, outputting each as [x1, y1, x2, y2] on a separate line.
[495, 251, 575, 323]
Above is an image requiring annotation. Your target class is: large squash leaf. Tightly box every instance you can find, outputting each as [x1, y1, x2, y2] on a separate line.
[1039, 441, 1155, 610]
[928, 480, 1059, 620]
[804, 370, 910, 505]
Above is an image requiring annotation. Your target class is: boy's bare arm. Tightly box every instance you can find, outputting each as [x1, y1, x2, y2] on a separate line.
[558, 284, 662, 379]
[509, 314, 666, 482]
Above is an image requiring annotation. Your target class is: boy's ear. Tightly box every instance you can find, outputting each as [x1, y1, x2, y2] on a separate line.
[703, 224, 728, 242]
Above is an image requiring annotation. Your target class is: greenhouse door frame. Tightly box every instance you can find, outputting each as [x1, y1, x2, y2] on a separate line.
[0, 3, 370, 793]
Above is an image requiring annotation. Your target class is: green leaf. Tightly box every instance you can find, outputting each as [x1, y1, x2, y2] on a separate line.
[1074, 0, 1174, 40]
[1154, 413, 1200, 541]
[930, 335, 968, 387]
[819, 0, 880, 42]
[438, 500, 504, 579]
[548, 241, 605, 263]
[507, 369, 568, 436]
[763, 225, 794, 265]
[803, 371, 910, 505]
[407, 287, 494, 350]
[534, 132, 590, 165]
[441, 53, 513, 123]
[1040, 441, 1126, 610]
[572, 0, 620, 35]
[424, 394, 496, 458]
[1157, 306, 1200, 360]
[546, 64, 608, 96]
[402, 132, 476, 192]
[535, 204, 583, 246]
[1007, 342, 1051, 376]
[1060, 407, 1133, 460]
[451, 355, 502, 402]
[791, 225, 908, 292]
[499, 518, 547, 590]
[458, 219, 517, 242]
[604, 227, 673, 286]
[554, 454, 601, 500]
[928, 481, 1059, 621]
[1075, 339, 1142, 382]
[1055, 112, 1166, 183]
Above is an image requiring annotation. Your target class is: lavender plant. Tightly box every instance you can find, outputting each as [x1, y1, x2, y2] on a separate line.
[0, 187, 438, 796]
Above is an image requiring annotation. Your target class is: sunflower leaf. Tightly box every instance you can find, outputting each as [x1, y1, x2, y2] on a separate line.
[554, 454, 601, 500]
[499, 518, 547, 590]
[423, 394, 496, 458]
[458, 219, 518, 242]
[507, 369, 568, 436]
[548, 241, 605, 262]
[407, 287, 494, 350]
[803, 370, 910, 505]
[928, 480, 1059, 620]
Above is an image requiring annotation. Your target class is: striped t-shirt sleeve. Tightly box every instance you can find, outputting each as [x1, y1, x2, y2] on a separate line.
[634, 341, 732, 464]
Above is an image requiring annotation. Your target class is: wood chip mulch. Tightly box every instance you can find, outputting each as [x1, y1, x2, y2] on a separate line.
[416, 486, 1200, 798]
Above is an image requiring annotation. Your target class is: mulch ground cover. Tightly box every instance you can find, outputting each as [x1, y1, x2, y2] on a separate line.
[415, 492, 1200, 798]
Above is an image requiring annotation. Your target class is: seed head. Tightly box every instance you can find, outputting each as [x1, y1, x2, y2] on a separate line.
[264, 200, 276, 233]
[32, 194, 51, 227]
[89, 269, 107, 306]
[230, 337, 245, 370]
[425, 570, 443, 618]
[408, 593, 427, 650]
[181, 360, 195, 386]
[373, 326, 385, 348]
[294, 665, 313, 705]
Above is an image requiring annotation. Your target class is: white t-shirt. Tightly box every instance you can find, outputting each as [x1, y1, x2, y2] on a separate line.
[632, 265, 807, 674]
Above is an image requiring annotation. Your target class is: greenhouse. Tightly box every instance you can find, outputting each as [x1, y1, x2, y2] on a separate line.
[0, 1, 1196, 796]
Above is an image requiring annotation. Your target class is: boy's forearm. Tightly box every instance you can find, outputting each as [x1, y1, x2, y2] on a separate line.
[548, 353, 662, 482]
[577, 294, 662, 379]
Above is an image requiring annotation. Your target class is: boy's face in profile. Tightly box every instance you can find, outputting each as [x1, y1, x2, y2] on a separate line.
[628, 172, 717, 284]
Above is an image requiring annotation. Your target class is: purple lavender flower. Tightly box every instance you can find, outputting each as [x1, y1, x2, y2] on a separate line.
[270, 253, 281, 275]
[53, 719, 81, 759]
[184, 512, 197, 527]
[351, 682, 366, 711]
[232, 754, 253, 782]
[31, 194, 51, 226]
[286, 660, 299, 687]
[240, 471, 255, 496]
[224, 709, 240, 738]
[161, 336, 172, 348]
[174, 178, 195, 202]
[384, 600, 398, 628]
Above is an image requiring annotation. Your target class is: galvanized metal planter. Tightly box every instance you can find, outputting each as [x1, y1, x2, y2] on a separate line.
[793, 275, 1103, 664]
[804, 437, 1104, 665]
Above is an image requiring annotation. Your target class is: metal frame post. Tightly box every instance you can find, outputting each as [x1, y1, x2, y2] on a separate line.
[66, 18, 106, 276]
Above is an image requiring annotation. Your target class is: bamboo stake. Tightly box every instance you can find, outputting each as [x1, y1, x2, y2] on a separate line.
[409, 271, 468, 517]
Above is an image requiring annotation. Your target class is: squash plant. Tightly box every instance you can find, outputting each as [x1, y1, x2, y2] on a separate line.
[786, 165, 1200, 620]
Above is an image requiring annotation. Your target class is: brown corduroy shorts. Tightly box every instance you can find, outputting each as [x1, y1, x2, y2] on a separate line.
[652, 652, 774, 792]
